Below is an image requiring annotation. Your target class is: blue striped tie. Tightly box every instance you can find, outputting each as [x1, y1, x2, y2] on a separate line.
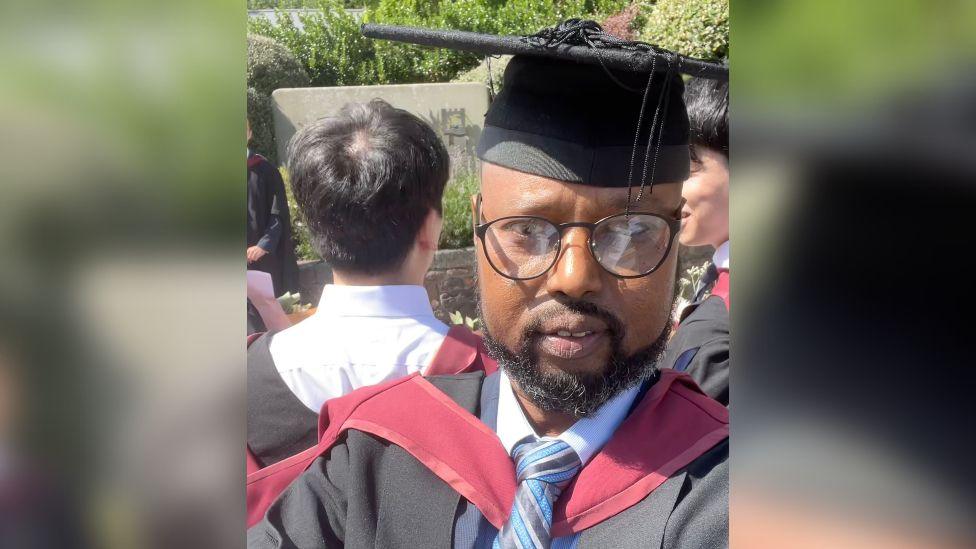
[494, 439, 582, 549]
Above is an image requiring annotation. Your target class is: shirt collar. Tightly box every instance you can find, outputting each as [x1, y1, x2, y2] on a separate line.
[495, 369, 640, 467]
[315, 284, 436, 318]
[712, 240, 730, 271]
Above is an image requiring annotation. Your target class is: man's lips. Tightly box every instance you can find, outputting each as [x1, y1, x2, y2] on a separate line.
[534, 316, 610, 360]
[538, 332, 608, 360]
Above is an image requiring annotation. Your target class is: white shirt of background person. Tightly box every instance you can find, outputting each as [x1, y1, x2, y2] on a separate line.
[268, 207, 449, 413]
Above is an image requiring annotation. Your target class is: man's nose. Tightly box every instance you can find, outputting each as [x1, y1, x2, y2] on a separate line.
[544, 227, 603, 300]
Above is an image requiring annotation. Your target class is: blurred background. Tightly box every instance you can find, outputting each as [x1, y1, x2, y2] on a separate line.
[0, 0, 244, 547]
[0, 0, 973, 547]
[732, 0, 976, 547]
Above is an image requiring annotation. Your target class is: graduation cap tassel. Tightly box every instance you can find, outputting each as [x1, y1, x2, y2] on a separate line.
[636, 53, 678, 204]
[626, 56, 658, 217]
[486, 55, 496, 102]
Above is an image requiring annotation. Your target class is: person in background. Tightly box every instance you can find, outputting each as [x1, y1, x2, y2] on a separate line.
[246, 100, 460, 469]
[666, 76, 730, 405]
[247, 119, 299, 299]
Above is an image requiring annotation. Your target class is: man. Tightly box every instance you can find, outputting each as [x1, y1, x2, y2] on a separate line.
[247, 20, 728, 548]
[667, 76, 730, 405]
[247, 100, 491, 470]
[247, 119, 300, 332]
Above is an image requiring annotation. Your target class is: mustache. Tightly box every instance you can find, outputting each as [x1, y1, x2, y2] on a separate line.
[521, 299, 625, 345]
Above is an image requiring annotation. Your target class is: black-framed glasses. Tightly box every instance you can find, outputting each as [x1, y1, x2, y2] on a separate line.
[473, 195, 681, 280]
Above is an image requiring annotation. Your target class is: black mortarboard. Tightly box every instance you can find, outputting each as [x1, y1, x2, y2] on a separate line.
[362, 19, 728, 198]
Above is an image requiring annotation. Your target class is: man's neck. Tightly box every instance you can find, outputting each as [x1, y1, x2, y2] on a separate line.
[331, 269, 421, 287]
[511, 385, 577, 437]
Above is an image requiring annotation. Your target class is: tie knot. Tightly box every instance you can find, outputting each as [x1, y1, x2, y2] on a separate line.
[512, 439, 582, 486]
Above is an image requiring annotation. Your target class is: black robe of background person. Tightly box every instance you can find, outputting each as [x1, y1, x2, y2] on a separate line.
[247, 151, 299, 298]
[666, 295, 730, 405]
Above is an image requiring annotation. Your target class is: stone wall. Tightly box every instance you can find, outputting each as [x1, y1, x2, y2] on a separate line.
[423, 248, 478, 323]
[298, 244, 714, 323]
[271, 83, 489, 175]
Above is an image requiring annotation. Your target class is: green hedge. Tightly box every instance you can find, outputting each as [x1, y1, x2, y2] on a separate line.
[247, 34, 310, 163]
[249, 0, 630, 88]
[439, 171, 479, 250]
[248, 0, 366, 8]
[636, 0, 729, 61]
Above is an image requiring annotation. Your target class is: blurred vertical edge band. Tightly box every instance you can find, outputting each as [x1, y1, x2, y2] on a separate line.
[732, 0, 976, 548]
[0, 0, 245, 548]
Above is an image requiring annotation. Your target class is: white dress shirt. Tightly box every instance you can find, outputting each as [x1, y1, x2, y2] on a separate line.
[494, 370, 640, 467]
[268, 285, 449, 412]
[712, 240, 730, 271]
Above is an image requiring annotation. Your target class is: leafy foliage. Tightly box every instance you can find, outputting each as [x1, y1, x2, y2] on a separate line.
[439, 170, 480, 250]
[249, 0, 630, 88]
[247, 34, 310, 162]
[449, 310, 481, 331]
[248, 0, 365, 8]
[636, 0, 729, 61]
[279, 167, 320, 260]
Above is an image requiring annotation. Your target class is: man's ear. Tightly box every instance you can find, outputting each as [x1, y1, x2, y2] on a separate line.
[417, 208, 443, 252]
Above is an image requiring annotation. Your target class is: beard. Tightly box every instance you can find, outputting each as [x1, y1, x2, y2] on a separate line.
[481, 298, 674, 418]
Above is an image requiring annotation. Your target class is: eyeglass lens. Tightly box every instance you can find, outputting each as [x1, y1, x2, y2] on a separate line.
[482, 214, 671, 279]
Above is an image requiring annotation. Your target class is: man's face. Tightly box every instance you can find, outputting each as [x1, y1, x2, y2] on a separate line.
[475, 162, 682, 415]
[680, 146, 729, 248]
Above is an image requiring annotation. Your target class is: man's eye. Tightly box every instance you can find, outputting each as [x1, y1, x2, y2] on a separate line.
[605, 220, 648, 236]
[500, 219, 548, 237]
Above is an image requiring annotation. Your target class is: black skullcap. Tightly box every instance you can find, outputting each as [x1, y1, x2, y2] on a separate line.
[362, 19, 727, 192]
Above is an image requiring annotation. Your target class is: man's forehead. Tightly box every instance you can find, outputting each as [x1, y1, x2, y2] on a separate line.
[481, 165, 680, 211]
[600, 185, 681, 210]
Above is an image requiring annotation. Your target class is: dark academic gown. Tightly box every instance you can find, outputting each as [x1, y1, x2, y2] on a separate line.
[246, 368, 729, 548]
[247, 152, 299, 297]
[666, 265, 730, 405]
[246, 326, 498, 473]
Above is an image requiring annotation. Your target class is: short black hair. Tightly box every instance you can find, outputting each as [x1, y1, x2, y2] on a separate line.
[287, 99, 449, 275]
[684, 76, 729, 160]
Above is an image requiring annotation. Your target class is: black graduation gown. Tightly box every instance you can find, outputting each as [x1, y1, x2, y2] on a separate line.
[247, 152, 299, 297]
[246, 371, 728, 548]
